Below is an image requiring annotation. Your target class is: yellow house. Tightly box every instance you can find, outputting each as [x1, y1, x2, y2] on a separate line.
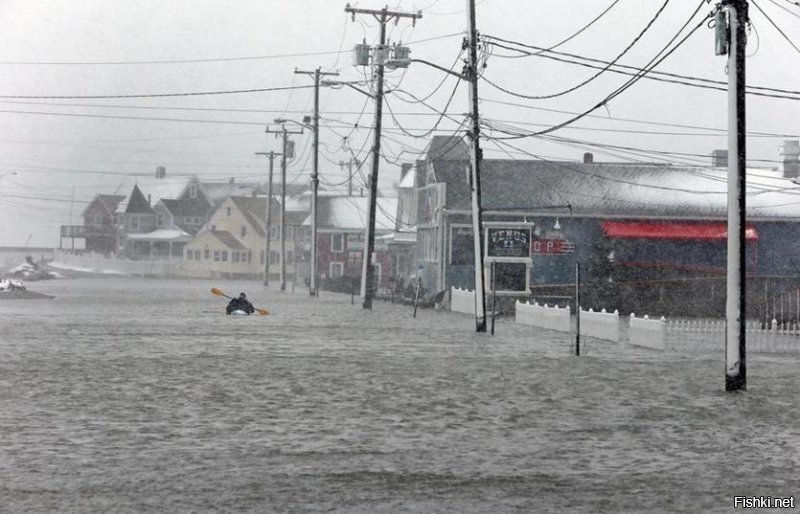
[179, 196, 270, 279]
[178, 194, 308, 281]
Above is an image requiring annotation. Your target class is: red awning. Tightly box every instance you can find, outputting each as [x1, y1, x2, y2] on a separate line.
[601, 221, 759, 241]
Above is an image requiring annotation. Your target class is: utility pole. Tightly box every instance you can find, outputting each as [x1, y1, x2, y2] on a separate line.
[266, 124, 303, 292]
[720, 0, 748, 391]
[466, 0, 487, 332]
[255, 150, 281, 287]
[345, 3, 422, 309]
[295, 67, 339, 297]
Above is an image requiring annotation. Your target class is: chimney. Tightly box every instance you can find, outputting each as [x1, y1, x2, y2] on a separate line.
[147, 194, 151, 206]
[229, 177, 235, 184]
[780, 140, 800, 178]
[583, 152, 593, 164]
[711, 149, 728, 167]
[156, 166, 166, 179]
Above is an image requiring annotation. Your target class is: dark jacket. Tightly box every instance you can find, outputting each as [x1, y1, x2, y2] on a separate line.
[226, 297, 255, 314]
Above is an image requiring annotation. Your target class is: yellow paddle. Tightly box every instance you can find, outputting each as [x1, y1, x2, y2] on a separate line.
[211, 287, 270, 315]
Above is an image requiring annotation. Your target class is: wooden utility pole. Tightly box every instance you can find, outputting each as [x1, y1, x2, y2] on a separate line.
[266, 124, 303, 291]
[722, 0, 748, 391]
[345, 3, 421, 310]
[295, 67, 339, 297]
[466, 0, 487, 332]
[255, 150, 281, 286]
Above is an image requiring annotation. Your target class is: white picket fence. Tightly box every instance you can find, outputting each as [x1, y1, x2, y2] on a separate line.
[664, 319, 800, 353]
[450, 287, 476, 315]
[515, 301, 571, 332]
[507, 297, 800, 353]
[580, 308, 620, 342]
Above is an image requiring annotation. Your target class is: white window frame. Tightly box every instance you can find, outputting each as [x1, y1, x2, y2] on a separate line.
[329, 261, 344, 278]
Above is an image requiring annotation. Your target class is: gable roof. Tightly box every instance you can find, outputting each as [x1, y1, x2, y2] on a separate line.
[229, 196, 268, 237]
[125, 184, 153, 214]
[114, 175, 190, 214]
[427, 158, 800, 221]
[82, 194, 125, 218]
[160, 198, 209, 218]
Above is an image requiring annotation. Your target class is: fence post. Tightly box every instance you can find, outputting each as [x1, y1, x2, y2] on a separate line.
[575, 262, 581, 356]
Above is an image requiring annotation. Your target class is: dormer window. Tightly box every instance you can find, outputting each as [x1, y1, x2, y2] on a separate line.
[189, 183, 197, 199]
[227, 207, 231, 216]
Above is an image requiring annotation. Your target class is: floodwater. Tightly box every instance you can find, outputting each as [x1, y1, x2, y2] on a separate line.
[1, 277, 798, 513]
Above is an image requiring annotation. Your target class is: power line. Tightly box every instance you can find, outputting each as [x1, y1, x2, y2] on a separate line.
[0, 32, 463, 66]
[752, 0, 800, 54]
[0, 84, 315, 100]
[485, 9, 714, 139]
[483, 35, 800, 99]
[481, 0, 674, 100]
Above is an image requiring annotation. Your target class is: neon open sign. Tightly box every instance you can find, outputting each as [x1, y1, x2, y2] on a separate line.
[531, 239, 574, 255]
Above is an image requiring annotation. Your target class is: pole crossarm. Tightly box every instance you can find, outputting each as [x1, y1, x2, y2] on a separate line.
[345, 4, 422, 25]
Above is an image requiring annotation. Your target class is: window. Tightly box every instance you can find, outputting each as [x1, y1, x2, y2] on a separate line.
[156, 213, 164, 228]
[270, 226, 278, 239]
[213, 250, 220, 262]
[226, 207, 231, 216]
[330, 262, 344, 278]
[241, 225, 247, 237]
[94, 215, 102, 227]
[194, 249, 201, 260]
[211, 224, 216, 231]
[270, 251, 279, 264]
[286, 226, 293, 239]
[189, 183, 197, 199]
[221, 251, 228, 262]
[332, 233, 344, 253]
[233, 252, 240, 263]
[260, 250, 265, 265]
[204, 248, 210, 260]
[130, 216, 139, 230]
[185, 249, 191, 260]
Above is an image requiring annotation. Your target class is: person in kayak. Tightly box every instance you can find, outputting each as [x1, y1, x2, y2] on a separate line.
[226, 292, 255, 315]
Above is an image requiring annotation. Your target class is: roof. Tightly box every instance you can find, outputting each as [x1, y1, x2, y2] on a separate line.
[307, 195, 398, 231]
[125, 229, 191, 242]
[601, 221, 759, 241]
[427, 158, 800, 221]
[210, 230, 246, 250]
[125, 184, 153, 214]
[229, 196, 267, 237]
[160, 198, 209, 217]
[81, 194, 125, 217]
[114, 176, 190, 214]
[399, 167, 416, 189]
[201, 181, 264, 206]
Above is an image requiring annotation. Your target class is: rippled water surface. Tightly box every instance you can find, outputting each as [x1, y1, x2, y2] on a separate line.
[1, 277, 798, 513]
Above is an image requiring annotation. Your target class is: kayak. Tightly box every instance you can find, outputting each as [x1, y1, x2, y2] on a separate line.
[229, 309, 251, 316]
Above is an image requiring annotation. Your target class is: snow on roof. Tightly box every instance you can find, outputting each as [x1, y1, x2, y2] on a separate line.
[113, 176, 191, 213]
[306, 196, 398, 231]
[125, 229, 191, 242]
[399, 168, 416, 188]
[430, 158, 800, 221]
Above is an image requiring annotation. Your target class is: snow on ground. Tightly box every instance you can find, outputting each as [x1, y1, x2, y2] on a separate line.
[47, 261, 126, 275]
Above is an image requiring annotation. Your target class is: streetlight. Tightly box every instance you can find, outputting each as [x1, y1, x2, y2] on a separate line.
[274, 117, 320, 296]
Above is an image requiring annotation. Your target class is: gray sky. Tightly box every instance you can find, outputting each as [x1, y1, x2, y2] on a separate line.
[1, 0, 799, 247]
